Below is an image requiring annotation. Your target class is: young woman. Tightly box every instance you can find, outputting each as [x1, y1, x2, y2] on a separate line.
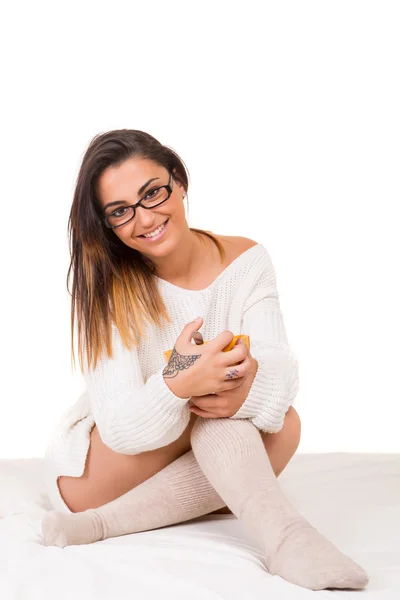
[42, 129, 368, 591]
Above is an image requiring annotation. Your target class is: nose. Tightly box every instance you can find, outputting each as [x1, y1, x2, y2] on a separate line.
[134, 205, 158, 228]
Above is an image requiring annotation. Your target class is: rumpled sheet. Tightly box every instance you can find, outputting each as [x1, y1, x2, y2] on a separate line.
[0, 453, 399, 599]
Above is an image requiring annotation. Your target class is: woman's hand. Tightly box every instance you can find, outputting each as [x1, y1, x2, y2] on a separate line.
[162, 317, 249, 399]
[189, 340, 259, 418]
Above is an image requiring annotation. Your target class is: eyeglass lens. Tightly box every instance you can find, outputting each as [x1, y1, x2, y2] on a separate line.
[106, 187, 169, 228]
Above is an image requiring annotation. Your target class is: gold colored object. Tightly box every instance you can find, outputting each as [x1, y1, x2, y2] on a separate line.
[163, 334, 250, 365]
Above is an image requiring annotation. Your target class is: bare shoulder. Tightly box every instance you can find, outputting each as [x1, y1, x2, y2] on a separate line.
[216, 235, 259, 262]
[232, 236, 259, 253]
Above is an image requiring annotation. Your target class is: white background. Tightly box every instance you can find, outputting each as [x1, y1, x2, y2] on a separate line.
[0, 1, 399, 458]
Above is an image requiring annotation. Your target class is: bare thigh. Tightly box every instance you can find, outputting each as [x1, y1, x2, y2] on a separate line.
[58, 413, 199, 513]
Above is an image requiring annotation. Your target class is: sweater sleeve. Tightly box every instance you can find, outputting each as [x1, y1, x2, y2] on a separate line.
[83, 327, 192, 455]
[230, 256, 299, 433]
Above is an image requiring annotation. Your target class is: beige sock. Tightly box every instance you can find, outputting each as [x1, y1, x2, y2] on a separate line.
[190, 417, 369, 592]
[42, 449, 226, 548]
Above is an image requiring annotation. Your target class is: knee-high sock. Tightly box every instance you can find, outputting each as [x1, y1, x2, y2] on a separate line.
[42, 449, 226, 548]
[190, 417, 369, 592]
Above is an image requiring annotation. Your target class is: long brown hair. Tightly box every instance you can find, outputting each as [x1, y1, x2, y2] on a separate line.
[68, 129, 225, 373]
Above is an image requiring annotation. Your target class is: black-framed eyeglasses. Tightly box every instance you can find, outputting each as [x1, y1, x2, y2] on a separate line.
[103, 172, 173, 229]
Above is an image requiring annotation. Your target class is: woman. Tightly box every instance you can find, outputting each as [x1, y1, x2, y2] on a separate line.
[42, 129, 368, 591]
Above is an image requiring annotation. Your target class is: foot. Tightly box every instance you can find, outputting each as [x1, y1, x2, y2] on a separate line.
[266, 521, 369, 591]
[42, 509, 104, 548]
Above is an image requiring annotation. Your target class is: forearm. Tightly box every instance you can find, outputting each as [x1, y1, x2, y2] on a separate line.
[85, 344, 192, 454]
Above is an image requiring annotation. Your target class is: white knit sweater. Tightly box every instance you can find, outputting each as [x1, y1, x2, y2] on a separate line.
[45, 243, 299, 478]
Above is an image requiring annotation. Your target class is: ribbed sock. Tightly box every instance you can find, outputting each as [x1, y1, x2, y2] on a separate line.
[42, 449, 226, 548]
[190, 417, 369, 591]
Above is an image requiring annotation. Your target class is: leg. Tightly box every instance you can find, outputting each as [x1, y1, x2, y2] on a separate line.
[57, 411, 199, 513]
[57, 406, 299, 514]
[190, 415, 369, 591]
[211, 406, 301, 514]
[261, 405, 302, 477]
[42, 407, 301, 546]
[59, 407, 300, 513]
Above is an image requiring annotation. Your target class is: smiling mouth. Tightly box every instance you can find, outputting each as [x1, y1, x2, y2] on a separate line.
[137, 219, 168, 238]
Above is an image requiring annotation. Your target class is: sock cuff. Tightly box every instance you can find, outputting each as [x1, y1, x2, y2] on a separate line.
[191, 418, 263, 472]
[86, 508, 107, 541]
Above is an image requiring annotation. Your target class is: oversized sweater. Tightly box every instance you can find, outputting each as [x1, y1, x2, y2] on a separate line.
[45, 243, 299, 478]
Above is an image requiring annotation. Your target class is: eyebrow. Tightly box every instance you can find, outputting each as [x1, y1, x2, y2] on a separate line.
[103, 177, 160, 213]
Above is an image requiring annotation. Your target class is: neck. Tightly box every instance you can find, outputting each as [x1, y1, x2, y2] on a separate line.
[151, 229, 213, 283]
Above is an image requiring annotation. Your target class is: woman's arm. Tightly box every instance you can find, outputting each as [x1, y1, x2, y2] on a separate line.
[230, 256, 299, 433]
[84, 327, 192, 455]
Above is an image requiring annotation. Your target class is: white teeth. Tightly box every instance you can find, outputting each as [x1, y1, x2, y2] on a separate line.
[143, 221, 166, 238]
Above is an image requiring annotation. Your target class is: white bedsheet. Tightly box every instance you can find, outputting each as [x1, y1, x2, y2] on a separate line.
[0, 452, 399, 599]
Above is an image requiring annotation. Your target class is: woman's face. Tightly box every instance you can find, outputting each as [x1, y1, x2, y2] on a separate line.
[95, 157, 186, 256]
